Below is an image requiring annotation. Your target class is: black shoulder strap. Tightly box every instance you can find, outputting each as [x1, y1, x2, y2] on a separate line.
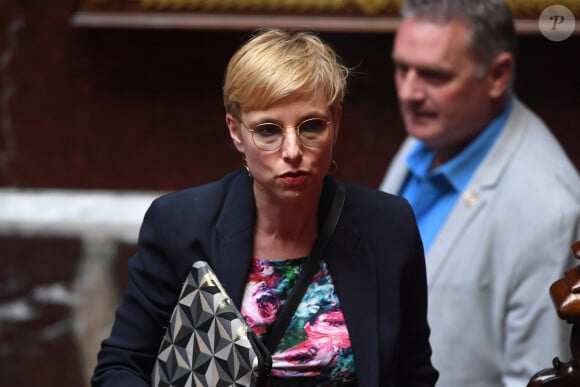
[265, 182, 346, 352]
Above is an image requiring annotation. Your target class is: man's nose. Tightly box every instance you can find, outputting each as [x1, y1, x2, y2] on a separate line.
[398, 69, 425, 101]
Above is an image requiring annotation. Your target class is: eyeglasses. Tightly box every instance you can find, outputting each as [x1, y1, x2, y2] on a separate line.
[240, 117, 332, 151]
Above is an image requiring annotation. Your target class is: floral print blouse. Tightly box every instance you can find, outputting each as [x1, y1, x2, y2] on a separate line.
[241, 257, 356, 384]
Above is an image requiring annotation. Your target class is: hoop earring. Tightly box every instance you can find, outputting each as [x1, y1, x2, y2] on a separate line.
[243, 155, 251, 176]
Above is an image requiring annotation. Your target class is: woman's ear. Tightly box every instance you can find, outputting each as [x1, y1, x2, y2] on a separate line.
[226, 113, 245, 153]
[487, 52, 514, 99]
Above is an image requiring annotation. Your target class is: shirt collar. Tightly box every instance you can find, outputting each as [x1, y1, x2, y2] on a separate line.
[406, 98, 513, 192]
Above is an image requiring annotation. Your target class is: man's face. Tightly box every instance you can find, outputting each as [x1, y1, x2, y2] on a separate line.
[392, 17, 495, 159]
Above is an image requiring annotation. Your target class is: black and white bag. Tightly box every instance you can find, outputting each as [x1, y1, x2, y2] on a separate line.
[151, 260, 272, 387]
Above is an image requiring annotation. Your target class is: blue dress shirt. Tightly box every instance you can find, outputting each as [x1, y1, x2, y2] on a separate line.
[400, 99, 513, 253]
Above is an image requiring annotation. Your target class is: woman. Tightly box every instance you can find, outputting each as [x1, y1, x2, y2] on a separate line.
[91, 29, 438, 387]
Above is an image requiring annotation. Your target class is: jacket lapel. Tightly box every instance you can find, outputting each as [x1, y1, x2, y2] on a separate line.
[382, 98, 529, 288]
[428, 97, 529, 285]
[212, 172, 256, 307]
[326, 205, 380, 386]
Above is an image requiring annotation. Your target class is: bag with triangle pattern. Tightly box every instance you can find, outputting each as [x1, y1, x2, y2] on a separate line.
[151, 260, 272, 387]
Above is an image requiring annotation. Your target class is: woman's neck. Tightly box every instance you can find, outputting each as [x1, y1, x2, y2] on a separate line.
[252, 192, 320, 260]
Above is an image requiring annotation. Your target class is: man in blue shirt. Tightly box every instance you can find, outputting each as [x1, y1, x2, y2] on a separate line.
[380, 1, 580, 386]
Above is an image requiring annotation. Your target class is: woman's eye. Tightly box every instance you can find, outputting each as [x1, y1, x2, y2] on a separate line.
[255, 124, 282, 137]
[300, 119, 326, 133]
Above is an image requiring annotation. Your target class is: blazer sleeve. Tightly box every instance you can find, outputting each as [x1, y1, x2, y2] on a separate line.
[91, 198, 192, 387]
[501, 209, 579, 386]
[396, 205, 439, 386]
[363, 188, 438, 386]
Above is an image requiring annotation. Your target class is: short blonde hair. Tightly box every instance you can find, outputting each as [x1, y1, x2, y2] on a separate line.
[223, 29, 349, 119]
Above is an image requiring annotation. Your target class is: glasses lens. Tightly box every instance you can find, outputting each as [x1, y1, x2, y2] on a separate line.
[253, 123, 283, 150]
[298, 118, 329, 145]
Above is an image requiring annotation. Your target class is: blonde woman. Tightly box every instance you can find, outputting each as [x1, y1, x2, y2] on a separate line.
[92, 29, 438, 387]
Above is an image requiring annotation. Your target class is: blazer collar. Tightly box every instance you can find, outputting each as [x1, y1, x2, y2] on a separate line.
[326, 220, 379, 386]
[470, 97, 528, 190]
[383, 97, 530, 286]
[211, 171, 256, 306]
[428, 97, 530, 282]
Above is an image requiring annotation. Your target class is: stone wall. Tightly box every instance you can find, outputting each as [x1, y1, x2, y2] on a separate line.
[0, 190, 158, 386]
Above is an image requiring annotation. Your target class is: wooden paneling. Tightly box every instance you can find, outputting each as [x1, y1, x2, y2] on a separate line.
[70, 0, 580, 34]
[0, 1, 578, 191]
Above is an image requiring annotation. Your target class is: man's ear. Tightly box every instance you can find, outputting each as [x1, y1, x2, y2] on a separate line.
[226, 113, 245, 153]
[487, 52, 514, 99]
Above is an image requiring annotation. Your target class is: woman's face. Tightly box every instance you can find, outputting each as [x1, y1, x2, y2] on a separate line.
[226, 92, 340, 204]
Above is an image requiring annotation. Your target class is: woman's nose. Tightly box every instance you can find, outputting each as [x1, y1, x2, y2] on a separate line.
[281, 128, 303, 160]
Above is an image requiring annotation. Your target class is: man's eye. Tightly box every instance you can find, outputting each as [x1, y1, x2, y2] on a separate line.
[420, 70, 452, 83]
[395, 63, 409, 75]
[254, 124, 282, 137]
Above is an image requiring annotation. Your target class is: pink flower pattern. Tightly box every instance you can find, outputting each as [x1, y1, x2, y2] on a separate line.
[241, 257, 356, 382]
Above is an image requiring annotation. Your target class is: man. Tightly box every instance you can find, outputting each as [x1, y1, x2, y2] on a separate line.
[380, 1, 580, 386]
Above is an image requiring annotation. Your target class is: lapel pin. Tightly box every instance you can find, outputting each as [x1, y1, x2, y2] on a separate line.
[462, 189, 478, 208]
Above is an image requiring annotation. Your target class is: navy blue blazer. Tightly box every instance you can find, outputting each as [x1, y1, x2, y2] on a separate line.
[92, 170, 438, 387]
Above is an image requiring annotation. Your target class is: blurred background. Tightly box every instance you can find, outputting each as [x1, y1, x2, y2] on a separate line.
[0, 1, 579, 386]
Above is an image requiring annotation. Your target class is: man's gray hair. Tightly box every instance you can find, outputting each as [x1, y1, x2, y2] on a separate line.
[401, 0, 517, 73]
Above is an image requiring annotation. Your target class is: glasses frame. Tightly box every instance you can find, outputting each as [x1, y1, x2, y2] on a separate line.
[239, 117, 333, 151]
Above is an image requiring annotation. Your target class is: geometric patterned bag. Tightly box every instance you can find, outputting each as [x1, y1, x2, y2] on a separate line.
[151, 260, 272, 387]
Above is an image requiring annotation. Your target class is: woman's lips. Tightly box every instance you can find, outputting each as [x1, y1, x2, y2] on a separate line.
[280, 172, 307, 185]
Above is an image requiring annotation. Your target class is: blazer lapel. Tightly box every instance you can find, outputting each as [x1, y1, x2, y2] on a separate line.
[426, 192, 487, 284]
[212, 172, 256, 307]
[428, 97, 529, 285]
[327, 219, 380, 386]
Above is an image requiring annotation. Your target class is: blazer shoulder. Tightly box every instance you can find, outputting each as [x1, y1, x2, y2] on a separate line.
[156, 170, 244, 205]
[144, 170, 247, 229]
[502, 101, 579, 199]
[343, 183, 417, 229]
[346, 183, 412, 210]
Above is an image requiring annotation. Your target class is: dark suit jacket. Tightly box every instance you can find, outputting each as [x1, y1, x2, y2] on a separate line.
[91, 170, 438, 387]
